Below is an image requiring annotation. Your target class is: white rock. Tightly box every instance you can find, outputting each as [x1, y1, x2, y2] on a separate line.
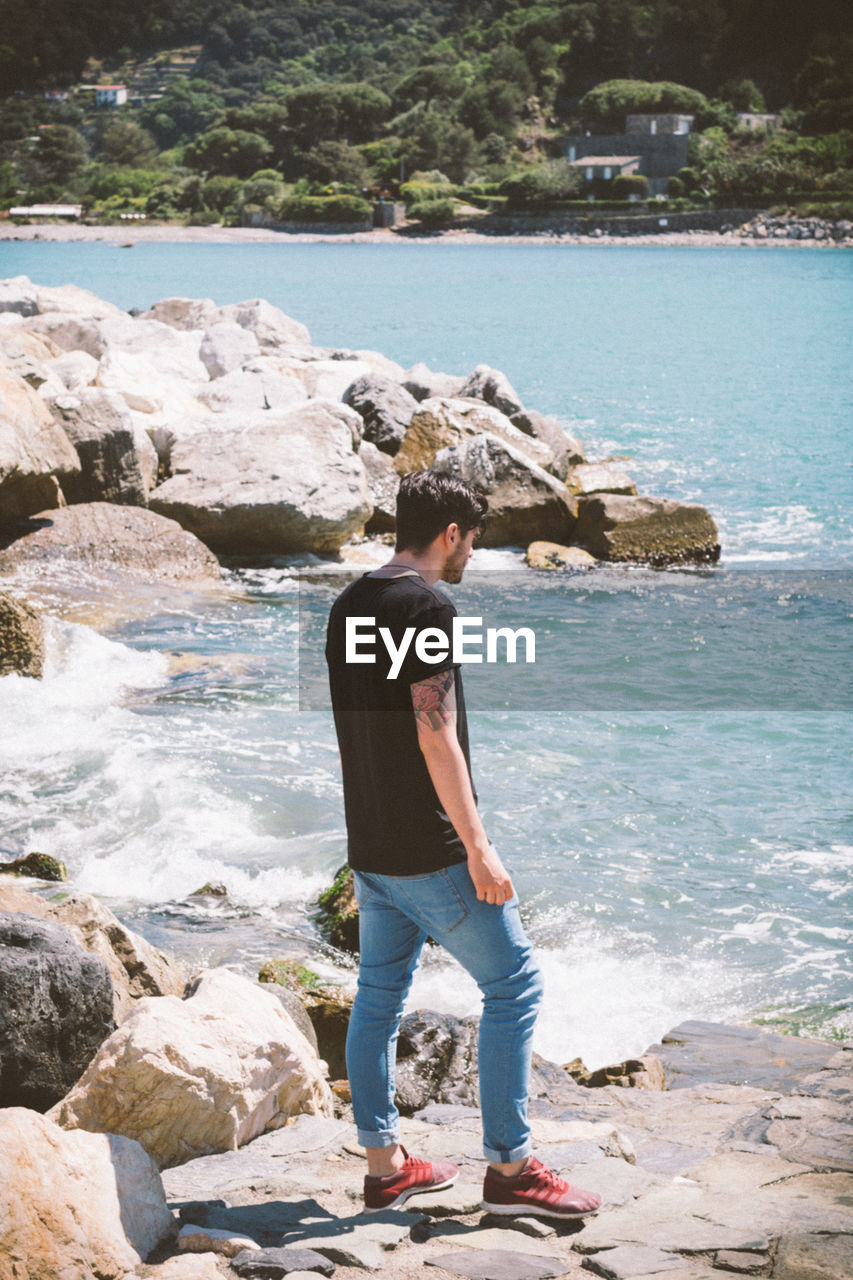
[47, 349, 99, 391]
[24, 311, 108, 358]
[199, 322, 261, 378]
[0, 274, 40, 316]
[218, 297, 311, 348]
[286, 356, 375, 401]
[178, 1223, 261, 1256]
[142, 296, 221, 331]
[153, 1257, 226, 1280]
[196, 363, 308, 422]
[0, 1107, 174, 1279]
[96, 348, 207, 418]
[353, 348, 407, 380]
[395, 396, 552, 474]
[49, 966, 334, 1169]
[0, 364, 80, 520]
[35, 282, 122, 319]
[97, 315, 208, 384]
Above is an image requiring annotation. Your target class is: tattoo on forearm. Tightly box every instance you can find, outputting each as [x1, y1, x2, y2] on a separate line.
[412, 670, 455, 732]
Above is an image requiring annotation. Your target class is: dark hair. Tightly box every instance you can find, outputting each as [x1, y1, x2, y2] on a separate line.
[395, 471, 488, 553]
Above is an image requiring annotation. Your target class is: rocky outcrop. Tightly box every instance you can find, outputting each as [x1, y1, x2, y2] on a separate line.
[314, 865, 359, 953]
[395, 396, 553, 476]
[0, 364, 81, 521]
[47, 387, 153, 506]
[0, 501, 222, 585]
[565, 1053, 666, 1090]
[0, 590, 44, 676]
[0, 912, 115, 1109]
[402, 361, 465, 402]
[0, 851, 66, 879]
[343, 371, 418, 455]
[149, 402, 371, 555]
[433, 433, 577, 547]
[49, 966, 334, 1169]
[199, 321, 262, 378]
[0, 322, 62, 388]
[738, 212, 853, 242]
[574, 493, 721, 566]
[510, 409, 585, 479]
[458, 363, 525, 419]
[566, 461, 637, 497]
[525, 541, 596, 570]
[0, 1108, 174, 1279]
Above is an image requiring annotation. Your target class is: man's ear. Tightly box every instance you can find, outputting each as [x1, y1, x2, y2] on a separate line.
[445, 521, 461, 547]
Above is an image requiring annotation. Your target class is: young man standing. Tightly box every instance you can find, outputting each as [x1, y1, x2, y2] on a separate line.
[325, 471, 602, 1220]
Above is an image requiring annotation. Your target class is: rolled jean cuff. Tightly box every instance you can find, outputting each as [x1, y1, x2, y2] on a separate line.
[483, 1138, 532, 1164]
[357, 1126, 400, 1149]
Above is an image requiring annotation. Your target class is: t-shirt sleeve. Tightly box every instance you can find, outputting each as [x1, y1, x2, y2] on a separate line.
[399, 599, 457, 686]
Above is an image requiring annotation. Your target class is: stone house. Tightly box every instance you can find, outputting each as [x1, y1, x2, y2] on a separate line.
[564, 114, 694, 195]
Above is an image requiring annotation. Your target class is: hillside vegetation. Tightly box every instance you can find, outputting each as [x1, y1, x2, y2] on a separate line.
[1, 0, 851, 223]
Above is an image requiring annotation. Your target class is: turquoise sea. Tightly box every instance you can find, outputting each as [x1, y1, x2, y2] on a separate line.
[1, 241, 851, 1067]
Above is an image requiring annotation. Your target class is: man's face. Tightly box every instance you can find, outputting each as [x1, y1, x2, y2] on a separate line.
[441, 527, 477, 583]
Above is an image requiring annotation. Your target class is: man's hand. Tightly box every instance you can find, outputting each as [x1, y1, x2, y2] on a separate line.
[467, 844, 514, 906]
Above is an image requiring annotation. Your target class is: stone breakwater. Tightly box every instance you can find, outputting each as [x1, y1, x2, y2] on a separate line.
[1, 881, 851, 1280]
[0, 273, 719, 668]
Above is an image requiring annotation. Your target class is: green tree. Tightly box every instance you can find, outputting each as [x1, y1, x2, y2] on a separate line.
[717, 78, 766, 112]
[579, 80, 713, 131]
[99, 121, 159, 168]
[394, 63, 467, 109]
[184, 127, 273, 178]
[30, 124, 88, 185]
[139, 79, 225, 148]
[303, 140, 371, 187]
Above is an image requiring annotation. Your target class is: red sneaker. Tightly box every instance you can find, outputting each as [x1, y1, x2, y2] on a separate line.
[481, 1157, 602, 1219]
[363, 1147, 459, 1212]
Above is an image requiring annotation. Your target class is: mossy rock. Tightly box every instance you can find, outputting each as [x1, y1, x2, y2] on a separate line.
[315, 865, 359, 954]
[1, 852, 67, 882]
[259, 954, 354, 1078]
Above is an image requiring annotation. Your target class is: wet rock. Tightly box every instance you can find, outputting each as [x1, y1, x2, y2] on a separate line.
[0, 592, 45, 677]
[149, 402, 371, 555]
[314, 866, 359, 954]
[47, 386, 152, 506]
[0, 364, 81, 521]
[0, 912, 114, 1109]
[0, 1107, 174, 1278]
[458, 363, 525, 419]
[573, 494, 720, 566]
[259, 959, 348, 1071]
[0, 502, 222, 586]
[343, 372, 418, 455]
[433, 432, 576, 548]
[1, 850, 65, 879]
[49, 967, 333, 1168]
[360, 440, 399, 533]
[525, 541, 596, 570]
[646, 1021, 836, 1091]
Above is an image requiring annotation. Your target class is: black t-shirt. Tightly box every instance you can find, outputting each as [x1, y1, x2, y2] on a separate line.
[325, 572, 474, 875]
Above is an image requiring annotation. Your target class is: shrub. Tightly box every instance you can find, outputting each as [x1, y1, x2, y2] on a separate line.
[278, 193, 371, 223]
[500, 161, 584, 206]
[187, 210, 221, 225]
[611, 174, 649, 199]
[407, 198, 458, 226]
[400, 179, 456, 204]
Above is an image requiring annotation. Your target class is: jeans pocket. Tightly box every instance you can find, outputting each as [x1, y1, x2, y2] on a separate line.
[352, 871, 379, 909]
[394, 867, 471, 935]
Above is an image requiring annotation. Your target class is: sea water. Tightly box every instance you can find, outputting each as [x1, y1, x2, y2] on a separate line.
[0, 241, 850, 1067]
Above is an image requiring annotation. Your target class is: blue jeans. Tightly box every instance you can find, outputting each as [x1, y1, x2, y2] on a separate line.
[346, 861, 544, 1164]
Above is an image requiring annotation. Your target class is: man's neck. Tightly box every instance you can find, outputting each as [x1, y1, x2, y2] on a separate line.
[380, 548, 443, 585]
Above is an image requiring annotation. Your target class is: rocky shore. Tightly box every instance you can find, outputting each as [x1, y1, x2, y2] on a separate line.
[1, 880, 850, 1280]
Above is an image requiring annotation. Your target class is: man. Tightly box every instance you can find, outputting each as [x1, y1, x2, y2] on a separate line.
[325, 470, 602, 1220]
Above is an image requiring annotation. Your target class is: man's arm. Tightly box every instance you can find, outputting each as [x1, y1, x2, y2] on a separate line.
[411, 670, 514, 906]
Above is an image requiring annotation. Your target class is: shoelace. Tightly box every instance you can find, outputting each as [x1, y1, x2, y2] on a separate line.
[524, 1160, 568, 1193]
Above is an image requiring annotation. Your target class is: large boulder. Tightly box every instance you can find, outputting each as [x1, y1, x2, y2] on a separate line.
[433, 432, 577, 548]
[0, 502, 223, 586]
[47, 387, 152, 506]
[195, 362, 308, 424]
[511, 409, 585, 478]
[395, 396, 552, 475]
[141, 296, 221, 331]
[0, 912, 115, 1110]
[343, 372, 418, 456]
[525, 541, 597, 570]
[0, 365, 81, 522]
[95, 347, 207, 417]
[566, 461, 637, 497]
[0, 275, 40, 317]
[218, 298, 311, 350]
[25, 311, 111, 358]
[199, 322, 262, 379]
[574, 494, 721, 566]
[46, 348, 100, 392]
[0, 1108, 174, 1279]
[34, 281, 123, 320]
[149, 402, 371, 555]
[360, 440, 399, 534]
[50, 894, 186, 1024]
[0, 322, 63, 390]
[458, 363, 525, 418]
[0, 591, 44, 677]
[284, 355, 374, 402]
[97, 315, 208, 384]
[49, 967, 334, 1169]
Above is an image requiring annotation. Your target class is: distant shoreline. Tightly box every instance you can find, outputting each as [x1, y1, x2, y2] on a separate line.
[0, 221, 844, 249]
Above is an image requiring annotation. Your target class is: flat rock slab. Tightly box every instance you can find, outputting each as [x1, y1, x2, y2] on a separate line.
[712, 1250, 769, 1274]
[411, 1183, 485, 1216]
[426, 1249, 571, 1279]
[285, 1212, 424, 1270]
[582, 1245, 686, 1278]
[175, 1197, 337, 1246]
[773, 1232, 853, 1279]
[647, 1022, 836, 1092]
[231, 1246, 335, 1276]
[427, 1223, 577, 1257]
